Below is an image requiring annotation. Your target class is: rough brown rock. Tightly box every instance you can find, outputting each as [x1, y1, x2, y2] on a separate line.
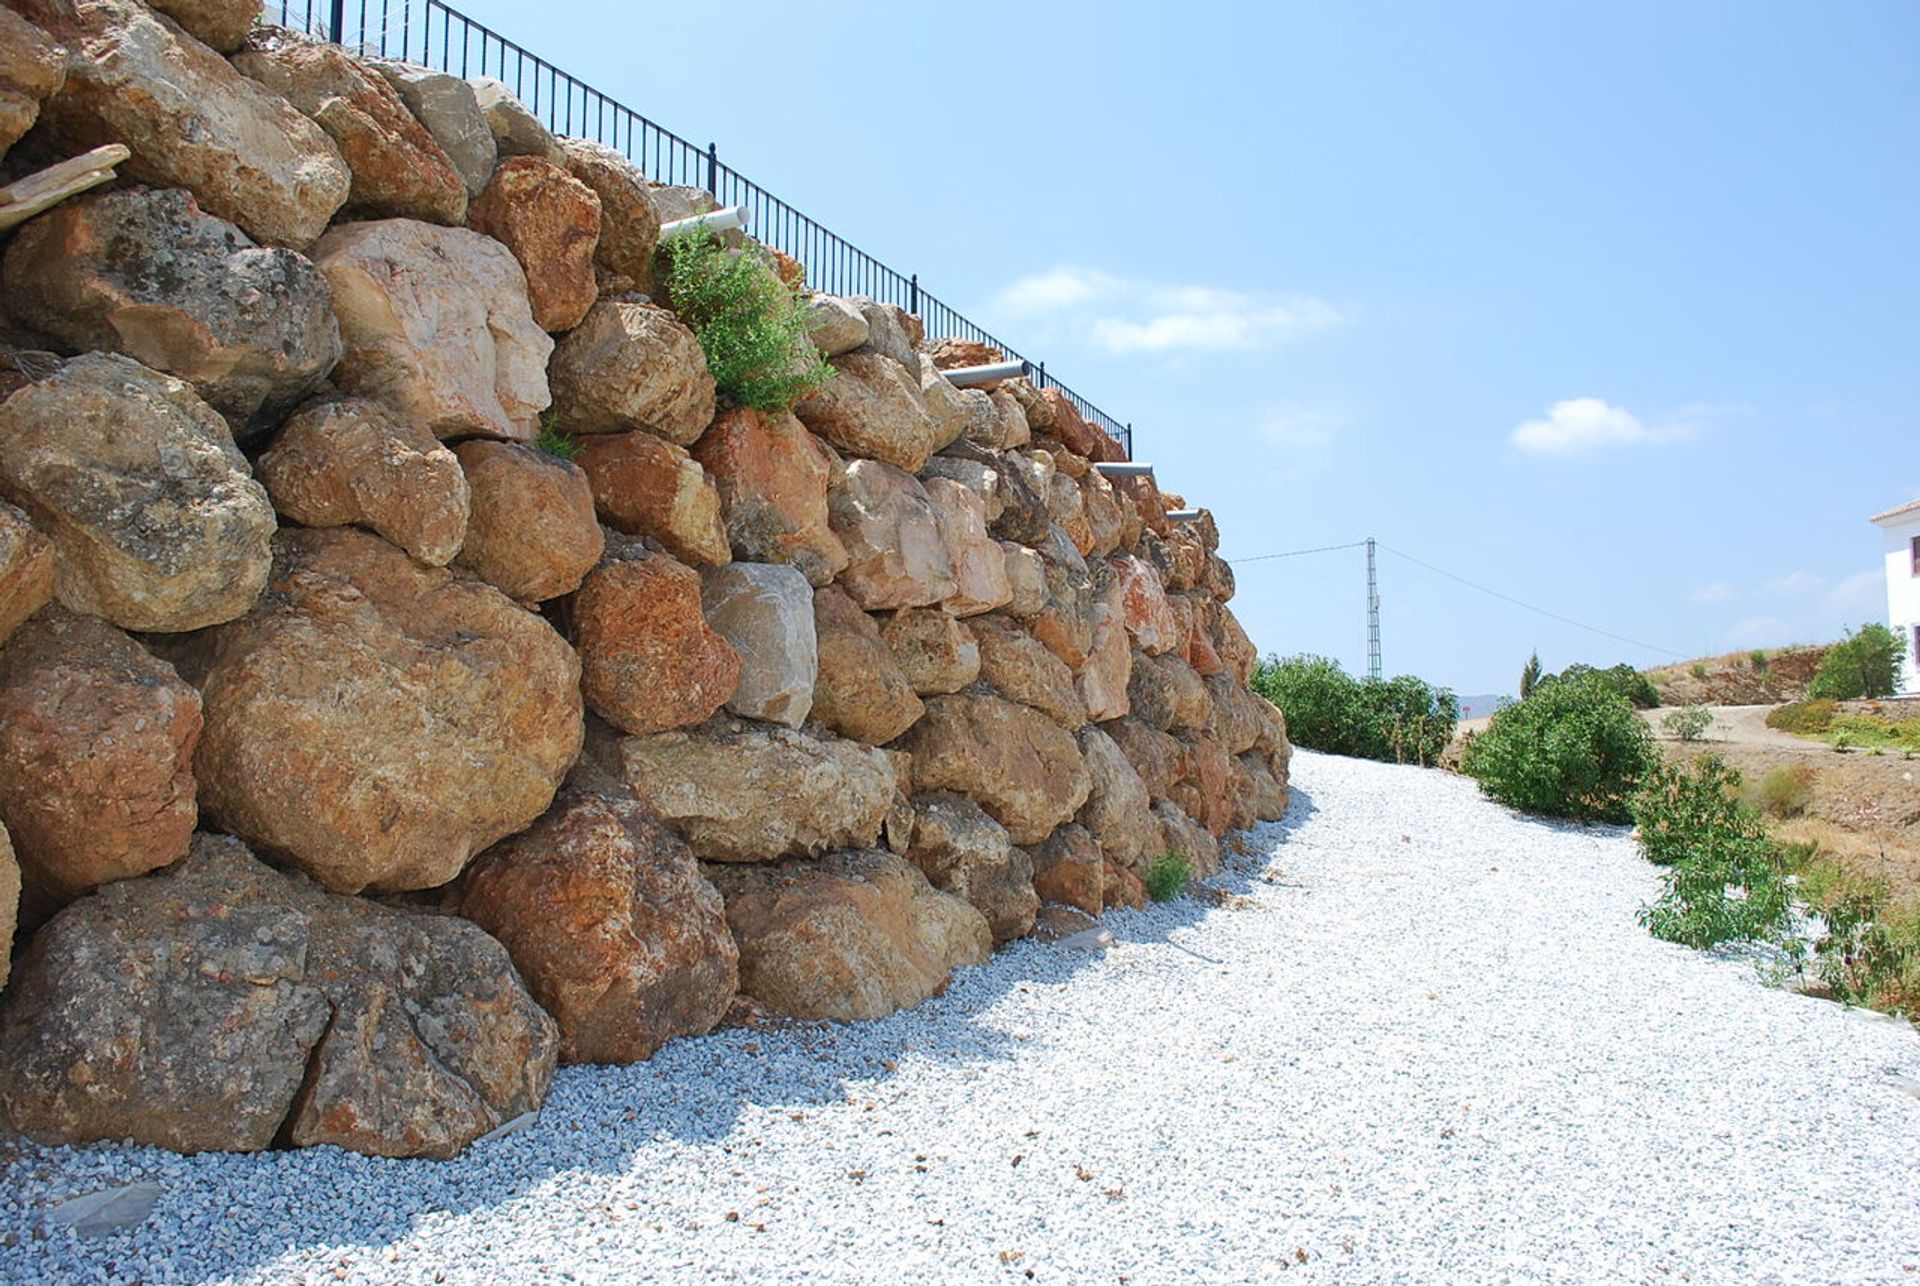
[794, 350, 941, 473]
[906, 693, 1091, 845]
[986, 449, 1052, 546]
[1212, 603, 1259, 684]
[694, 407, 848, 585]
[468, 76, 564, 164]
[0, 608, 199, 906]
[559, 137, 659, 282]
[1000, 542, 1046, 617]
[1077, 726, 1161, 872]
[0, 8, 64, 161]
[23, 0, 350, 247]
[1170, 730, 1234, 838]
[1078, 571, 1132, 722]
[0, 824, 16, 989]
[0, 352, 275, 632]
[548, 300, 715, 443]
[0, 188, 342, 438]
[574, 546, 739, 735]
[461, 782, 737, 1065]
[1031, 528, 1097, 672]
[233, 31, 466, 226]
[194, 528, 583, 893]
[258, 397, 468, 566]
[804, 294, 869, 357]
[1205, 673, 1267, 756]
[146, 0, 256, 51]
[828, 459, 956, 610]
[1156, 800, 1221, 879]
[969, 612, 1084, 728]
[0, 501, 53, 647]
[906, 793, 1037, 945]
[1048, 470, 1094, 556]
[1083, 473, 1125, 557]
[1112, 554, 1180, 655]
[925, 476, 1010, 617]
[371, 61, 496, 198]
[810, 584, 923, 746]
[920, 455, 1003, 524]
[1106, 717, 1185, 804]
[1028, 822, 1103, 917]
[613, 722, 895, 862]
[0, 833, 556, 1157]
[1176, 593, 1226, 677]
[706, 849, 990, 1022]
[701, 562, 817, 728]
[1236, 751, 1291, 822]
[916, 356, 973, 454]
[1128, 649, 1215, 732]
[851, 299, 920, 373]
[314, 219, 552, 440]
[453, 440, 603, 602]
[881, 607, 980, 696]
[576, 431, 730, 567]
[1104, 862, 1147, 911]
[466, 155, 601, 332]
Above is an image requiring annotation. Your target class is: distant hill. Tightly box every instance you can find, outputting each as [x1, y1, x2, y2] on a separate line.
[1642, 646, 1828, 707]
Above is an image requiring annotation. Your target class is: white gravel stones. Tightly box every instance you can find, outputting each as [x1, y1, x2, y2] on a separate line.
[2, 751, 1916, 1283]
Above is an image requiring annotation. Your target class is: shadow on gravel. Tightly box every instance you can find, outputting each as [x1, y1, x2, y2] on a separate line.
[0, 788, 1320, 1280]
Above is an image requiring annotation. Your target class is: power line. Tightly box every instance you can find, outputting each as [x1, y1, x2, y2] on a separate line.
[1225, 540, 1368, 564]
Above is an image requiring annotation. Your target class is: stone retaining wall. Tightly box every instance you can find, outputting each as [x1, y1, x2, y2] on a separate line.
[0, 0, 1291, 1159]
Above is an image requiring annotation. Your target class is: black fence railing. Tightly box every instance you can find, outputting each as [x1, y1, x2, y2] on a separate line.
[270, 0, 1134, 459]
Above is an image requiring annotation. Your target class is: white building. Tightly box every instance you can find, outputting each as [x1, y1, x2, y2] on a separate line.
[1869, 498, 1920, 694]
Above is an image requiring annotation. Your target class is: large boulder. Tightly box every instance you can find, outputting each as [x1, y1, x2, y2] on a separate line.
[0, 834, 557, 1158]
[803, 294, 868, 357]
[1082, 473, 1126, 557]
[701, 562, 817, 728]
[1211, 603, 1259, 685]
[1170, 730, 1234, 838]
[0, 501, 53, 647]
[1031, 527, 1097, 672]
[906, 694, 1091, 845]
[810, 585, 923, 746]
[573, 544, 739, 735]
[916, 356, 973, 455]
[1000, 542, 1046, 617]
[1048, 470, 1094, 556]
[1235, 751, 1291, 823]
[465, 156, 600, 332]
[925, 476, 1010, 617]
[0, 353, 275, 632]
[693, 407, 848, 585]
[793, 350, 941, 473]
[0, 608, 199, 907]
[706, 849, 990, 1022]
[1205, 673, 1267, 756]
[558, 138, 660, 282]
[0, 8, 64, 161]
[611, 721, 894, 862]
[881, 607, 980, 696]
[1111, 554, 1180, 655]
[1028, 822, 1104, 917]
[314, 219, 552, 440]
[906, 793, 1037, 945]
[23, 0, 349, 247]
[258, 397, 469, 567]
[575, 431, 730, 567]
[1128, 649, 1214, 732]
[372, 61, 496, 198]
[461, 782, 737, 1065]
[1076, 726, 1160, 871]
[849, 299, 918, 375]
[1106, 717, 1184, 804]
[193, 528, 582, 893]
[453, 440, 603, 602]
[828, 459, 955, 610]
[548, 301, 715, 443]
[145, 0, 256, 51]
[468, 76, 564, 164]
[1077, 570, 1132, 722]
[969, 612, 1084, 728]
[232, 31, 466, 226]
[1155, 800, 1220, 880]
[0, 188, 341, 438]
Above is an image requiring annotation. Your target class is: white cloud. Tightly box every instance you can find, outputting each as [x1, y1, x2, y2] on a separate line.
[1764, 570, 1827, 595]
[1825, 568, 1885, 616]
[992, 265, 1343, 356]
[1690, 581, 1735, 604]
[1508, 397, 1704, 454]
[1256, 406, 1344, 480]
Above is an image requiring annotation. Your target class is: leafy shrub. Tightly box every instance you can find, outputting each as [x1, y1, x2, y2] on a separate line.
[1795, 860, 1920, 1014]
[1461, 672, 1656, 822]
[1250, 655, 1458, 766]
[659, 231, 833, 412]
[1807, 622, 1901, 700]
[1144, 851, 1192, 902]
[1765, 700, 1836, 735]
[1660, 705, 1713, 742]
[1749, 649, 1770, 672]
[1751, 764, 1815, 818]
[1634, 759, 1793, 949]
[1690, 662, 1709, 679]
[1539, 662, 1660, 710]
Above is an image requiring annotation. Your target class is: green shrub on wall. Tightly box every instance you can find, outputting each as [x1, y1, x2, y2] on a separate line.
[1461, 672, 1656, 822]
[659, 231, 833, 413]
[1250, 654, 1458, 766]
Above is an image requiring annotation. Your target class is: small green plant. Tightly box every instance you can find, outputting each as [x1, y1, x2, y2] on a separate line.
[1635, 759, 1794, 949]
[1765, 700, 1836, 735]
[534, 412, 579, 461]
[1461, 672, 1656, 822]
[659, 230, 833, 412]
[1144, 851, 1193, 902]
[1807, 622, 1901, 700]
[1749, 649, 1770, 672]
[1750, 763, 1816, 819]
[1690, 662, 1710, 680]
[1660, 704, 1713, 742]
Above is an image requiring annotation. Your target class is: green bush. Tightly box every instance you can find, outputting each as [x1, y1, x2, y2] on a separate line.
[1751, 763, 1816, 818]
[1250, 655, 1458, 766]
[1460, 673, 1656, 822]
[1794, 859, 1920, 1014]
[1144, 851, 1192, 902]
[1765, 700, 1836, 735]
[1633, 755, 1746, 866]
[659, 231, 833, 412]
[1807, 622, 1901, 700]
[1749, 649, 1770, 672]
[1690, 662, 1710, 680]
[1659, 705, 1713, 742]
[1538, 662, 1660, 710]
[1635, 763, 1794, 949]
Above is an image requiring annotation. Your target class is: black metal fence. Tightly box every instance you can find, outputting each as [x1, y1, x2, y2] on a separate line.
[270, 0, 1134, 459]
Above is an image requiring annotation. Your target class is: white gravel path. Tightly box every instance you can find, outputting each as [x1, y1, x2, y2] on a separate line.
[4, 750, 1918, 1285]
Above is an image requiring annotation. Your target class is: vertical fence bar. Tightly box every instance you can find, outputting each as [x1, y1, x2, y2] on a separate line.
[327, 0, 345, 42]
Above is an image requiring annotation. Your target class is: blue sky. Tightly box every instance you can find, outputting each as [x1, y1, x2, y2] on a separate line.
[445, 0, 1919, 695]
